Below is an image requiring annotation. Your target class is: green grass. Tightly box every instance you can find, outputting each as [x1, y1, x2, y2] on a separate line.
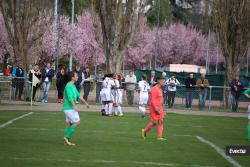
[0, 111, 249, 167]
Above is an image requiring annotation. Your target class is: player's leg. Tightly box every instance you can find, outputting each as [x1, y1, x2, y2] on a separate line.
[117, 90, 123, 116]
[63, 110, 80, 145]
[143, 118, 156, 138]
[157, 119, 166, 141]
[108, 101, 113, 115]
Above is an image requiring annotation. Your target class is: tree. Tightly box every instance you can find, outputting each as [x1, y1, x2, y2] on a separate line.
[146, 0, 172, 27]
[126, 22, 223, 69]
[41, 11, 105, 68]
[96, 0, 148, 73]
[0, 0, 53, 69]
[211, 0, 250, 107]
[211, 0, 250, 79]
[0, 12, 13, 62]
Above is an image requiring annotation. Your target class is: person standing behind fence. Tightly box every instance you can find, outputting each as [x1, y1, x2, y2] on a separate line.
[56, 67, 66, 104]
[125, 71, 137, 105]
[28, 65, 41, 101]
[166, 74, 180, 108]
[196, 74, 209, 110]
[229, 76, 243, 112]
[95, 69, 104, 103]
[41, 63, 54, 103]
[185, 73, 196, 109]
[74, 66, 83, 103]
[14, 64, 25, 100]
[162, 72, 168, 107]
[148, 70, 157, 87]
[82, 68, 92, 101]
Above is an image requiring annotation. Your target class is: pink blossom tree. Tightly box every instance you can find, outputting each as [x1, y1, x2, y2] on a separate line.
[126, 23, 224, 69]
[41, 11, 105, 68]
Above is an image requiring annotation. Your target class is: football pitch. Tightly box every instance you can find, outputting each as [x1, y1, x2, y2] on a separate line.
[0, 110, 249, 167]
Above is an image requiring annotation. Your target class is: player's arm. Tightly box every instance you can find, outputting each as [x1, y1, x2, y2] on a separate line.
[243, 88, 250, 98]
[79, 96, 90, 108]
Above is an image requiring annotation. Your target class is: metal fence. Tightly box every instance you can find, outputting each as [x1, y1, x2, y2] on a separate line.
[0, 76, 249, 111]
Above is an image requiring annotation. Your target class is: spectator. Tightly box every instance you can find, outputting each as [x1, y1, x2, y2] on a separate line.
[5, 65, 11, 76]
[74, 65, 83, 93]
[95, 69, 104, 103]
[82, 68, 92, 101]
[166, 74, 180, 108]
[162, 72, 168, 106]
[14, 64, 25, 100]
[56, 67, 66, 104]
[229, 76, 243, 112]
[148, 70, 157, 87]
[125, 71, 137, 105]
[185, 73, 196, 109]
[41, 63, 54, 103]
[196, 74, 209, 110]
[28, 65, 42, 101]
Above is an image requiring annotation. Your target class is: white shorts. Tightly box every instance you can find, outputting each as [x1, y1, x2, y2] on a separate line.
[139, 93, 149, 105]
[64, 109, 80, 123]
[100, 90, 112, 102]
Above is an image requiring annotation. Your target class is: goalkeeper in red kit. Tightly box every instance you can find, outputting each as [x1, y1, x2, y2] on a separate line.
[142, 77, 166, 141]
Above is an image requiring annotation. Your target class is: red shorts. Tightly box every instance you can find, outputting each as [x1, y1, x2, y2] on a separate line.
[149, 107, 164, 122]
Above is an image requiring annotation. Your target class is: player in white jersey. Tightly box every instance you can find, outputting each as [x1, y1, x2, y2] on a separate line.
[138, 75, 150, 118]
[111, 74, 123, 116]
[100, 74, 115, 116]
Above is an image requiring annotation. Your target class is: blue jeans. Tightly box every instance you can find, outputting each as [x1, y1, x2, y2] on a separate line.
[231, 92, 240, 112]
[42, 81, 51, 102]
[185, 91, 194, 108]
[199, 90, 207, 110]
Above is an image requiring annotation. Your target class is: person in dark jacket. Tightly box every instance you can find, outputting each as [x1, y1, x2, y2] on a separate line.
[185, 73, 196, 109]
[15, 64, 25, 100]
[56, 67, 66, 104]
[28, 65, 42, 101]
[82, 68, 92, 101]
[229, 76, 243, 112]
[74, 65, 83, 93]
[41, 63, 54, 103]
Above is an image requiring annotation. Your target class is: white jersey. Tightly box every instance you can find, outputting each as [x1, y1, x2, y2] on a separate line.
[101, 77, 115, 101]
[112, 79, 122, 104]
[138, 80, 150, 105]
[138, 80, 150, 95]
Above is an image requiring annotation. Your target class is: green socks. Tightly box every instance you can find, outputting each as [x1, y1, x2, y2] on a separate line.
[65, 124, 77, 139]
[248, 124, 250, 141]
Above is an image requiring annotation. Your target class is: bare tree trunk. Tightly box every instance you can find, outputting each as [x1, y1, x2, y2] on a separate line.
[212, 0, 250, 108]
[0, 0, 52, 70]
[96, 0, 148, 73]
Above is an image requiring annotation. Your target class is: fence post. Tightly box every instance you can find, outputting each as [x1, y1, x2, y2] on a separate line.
[209, 86, 212, 110]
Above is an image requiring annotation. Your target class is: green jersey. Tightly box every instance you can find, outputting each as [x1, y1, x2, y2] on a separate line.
[63, 82, 80, 110]
[243, 88, 250, 95]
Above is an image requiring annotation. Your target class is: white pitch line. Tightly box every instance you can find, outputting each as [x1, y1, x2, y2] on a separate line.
[0, 156, 217, 167]
[195, 136, 241, 167]
[0, 112, 33, 129]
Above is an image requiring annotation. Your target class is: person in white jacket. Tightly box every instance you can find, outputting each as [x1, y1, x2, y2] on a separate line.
[166, 74, 180, 108]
